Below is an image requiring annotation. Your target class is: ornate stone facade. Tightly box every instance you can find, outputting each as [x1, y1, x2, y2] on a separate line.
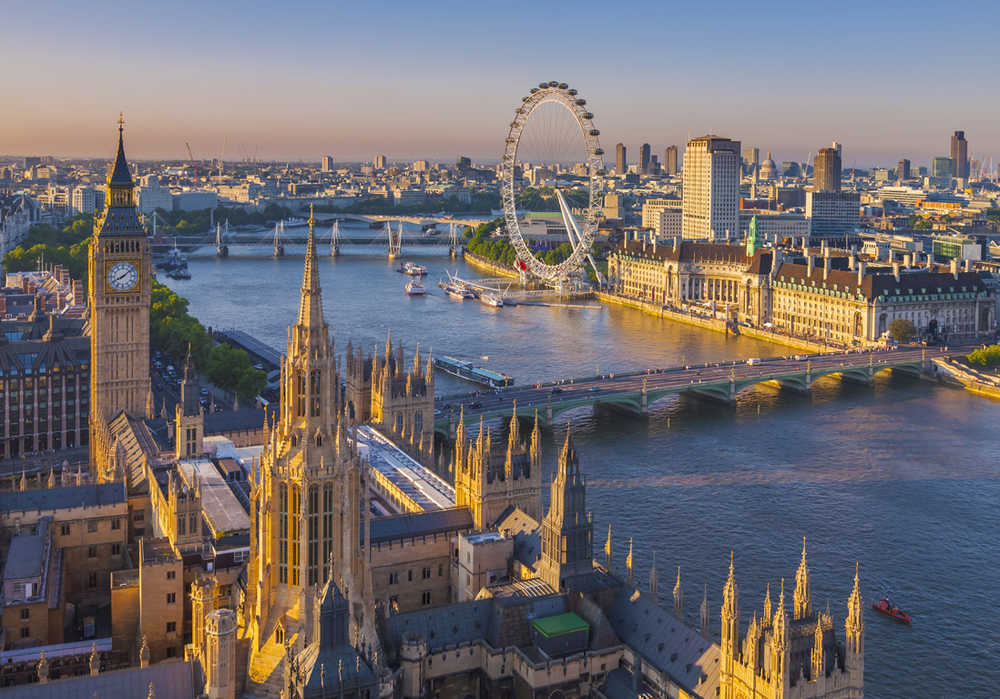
[608, 237, 995, 344]
[245, 209, 380, 695]
[345, 333, 434, 463]
[452, 403, 543, 529]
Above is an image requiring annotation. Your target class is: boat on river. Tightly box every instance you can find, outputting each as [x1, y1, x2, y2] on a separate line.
[872, 597, 912, 625]
[446, 284, 473, 301]
[479, 293, 503, 308]
[398, 262, 427, 276]
[405, 280, 426, 296]
[156, 240, 188, 271]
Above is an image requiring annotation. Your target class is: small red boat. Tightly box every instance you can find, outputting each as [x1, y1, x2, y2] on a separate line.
[872, 597, 912, 625]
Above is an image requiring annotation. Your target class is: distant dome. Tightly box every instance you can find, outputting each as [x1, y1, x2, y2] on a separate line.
[759, 151, 777, 180]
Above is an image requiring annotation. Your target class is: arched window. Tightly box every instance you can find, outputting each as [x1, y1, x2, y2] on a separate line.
[308, 485, 320, 585]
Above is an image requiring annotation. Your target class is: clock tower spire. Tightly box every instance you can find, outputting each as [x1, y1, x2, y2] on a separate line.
[89, 116, 152, 475]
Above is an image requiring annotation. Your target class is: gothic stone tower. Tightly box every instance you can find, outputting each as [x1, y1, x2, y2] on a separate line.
[536, 427, 593, 592]
[248, 210, 374, 681]
[89, 118, 152, 474]
[453, 403, 543, 529]
[175, 349, 204, 459]
[719, 545, 865, 699]
[370, 333, 435, 461]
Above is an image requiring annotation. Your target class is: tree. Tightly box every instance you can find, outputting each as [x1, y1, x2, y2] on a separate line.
[889, 318, 916, 343]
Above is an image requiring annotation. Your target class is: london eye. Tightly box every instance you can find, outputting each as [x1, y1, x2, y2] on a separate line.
[500, 81, 605, 285]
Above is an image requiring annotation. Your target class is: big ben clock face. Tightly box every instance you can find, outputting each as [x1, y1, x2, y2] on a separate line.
[107, 261, 139, 291]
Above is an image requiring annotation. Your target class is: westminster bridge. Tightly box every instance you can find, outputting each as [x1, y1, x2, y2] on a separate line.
[434, 347, 944, 436]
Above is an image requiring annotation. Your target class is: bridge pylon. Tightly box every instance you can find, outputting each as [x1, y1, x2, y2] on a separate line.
[215, 221, 229, 258]
[272, 220, 285, 258]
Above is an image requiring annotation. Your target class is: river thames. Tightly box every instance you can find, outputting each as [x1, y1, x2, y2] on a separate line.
[165, 237, 1000, 697]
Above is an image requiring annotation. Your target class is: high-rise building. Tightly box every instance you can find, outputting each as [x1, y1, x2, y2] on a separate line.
[639, 143, 651, 174]
[932, 157, 954, 179]
[951, 130, 969, 179]
[615, 143, 627, 175]
[743, 147, 760, 174]
[813, 147, 841, 192]
[897, 158, 911, 181]
[321, 155, 334, 172]
[374, 154, 387, 170]
[806, 190, 860, 240]
[72, 185, 97, 214]
[681, 135, 741, 242]
[664, 145, 678, 175]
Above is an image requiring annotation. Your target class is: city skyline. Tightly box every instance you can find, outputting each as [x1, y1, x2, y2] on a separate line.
[3, 0, 1000, 166]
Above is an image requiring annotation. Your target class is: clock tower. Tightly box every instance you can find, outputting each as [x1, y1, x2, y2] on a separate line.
[89, 117, 152, 470]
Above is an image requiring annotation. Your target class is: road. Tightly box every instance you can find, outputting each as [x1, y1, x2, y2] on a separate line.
[435, 346, 947, 425]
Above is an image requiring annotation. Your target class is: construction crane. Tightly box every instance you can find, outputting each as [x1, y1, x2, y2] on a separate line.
[185, 142, 200, 178]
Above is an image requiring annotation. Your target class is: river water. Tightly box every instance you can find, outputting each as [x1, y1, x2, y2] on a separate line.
[165, 231, 1000, 697]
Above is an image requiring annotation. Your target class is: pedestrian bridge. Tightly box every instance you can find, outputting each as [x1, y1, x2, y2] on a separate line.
[434, 349, 937, 436]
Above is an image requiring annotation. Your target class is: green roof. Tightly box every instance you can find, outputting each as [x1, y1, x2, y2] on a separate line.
[531, 612, 589, 638]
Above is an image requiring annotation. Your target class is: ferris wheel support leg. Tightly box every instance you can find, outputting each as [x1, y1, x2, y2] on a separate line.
[555, 188, 604, 285]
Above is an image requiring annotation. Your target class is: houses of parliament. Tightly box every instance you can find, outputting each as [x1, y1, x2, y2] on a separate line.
[0, 126, 866, 698]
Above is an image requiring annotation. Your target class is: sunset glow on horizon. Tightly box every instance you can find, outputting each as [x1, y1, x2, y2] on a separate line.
[4, 0, 999, 166]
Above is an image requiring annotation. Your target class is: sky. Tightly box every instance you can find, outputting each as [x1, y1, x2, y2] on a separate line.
[3, 0, 1000, 168]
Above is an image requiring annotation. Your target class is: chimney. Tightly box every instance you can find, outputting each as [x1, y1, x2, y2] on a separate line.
[892, 262, 900, 282]
[857, 261, 865, 285]
[904, 252, 912, 267]
[925, 254, 932, 269]
[823, 255, 830, 280]
[848, 252, 856, 270]
[950, 258, 959, 279]
[652, 237, 657, 253]
[964, 258, 971, 272]
[642, 238, 647, 253]
[807, 254, 814, 277]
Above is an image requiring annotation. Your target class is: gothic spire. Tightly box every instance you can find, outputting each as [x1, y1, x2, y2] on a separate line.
[673, 565, 683, 618]
[811, 611, 826, 679]
[604, 522, 612, 568]
[763, 581, 772, 626]
[722, 550, 738, 622]
[296, 204, 324, 328]
[529, 409, 541, 465]
[98, 115, 141, 232]
[108, 113, 133, 188]
[845, 562, 864, 648]
[773, 577, 788, 643]
[793, 536, 812, 620]
[625, 537, 634, 586]
[557, 423, 579, 480]
[507, 399, 519, 453]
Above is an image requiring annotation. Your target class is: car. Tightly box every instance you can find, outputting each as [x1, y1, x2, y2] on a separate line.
[469, 401, 482, 409]
[747, 358, 761, 366]
[588, 386, 601, 393]
[550, 386, 563, 394]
